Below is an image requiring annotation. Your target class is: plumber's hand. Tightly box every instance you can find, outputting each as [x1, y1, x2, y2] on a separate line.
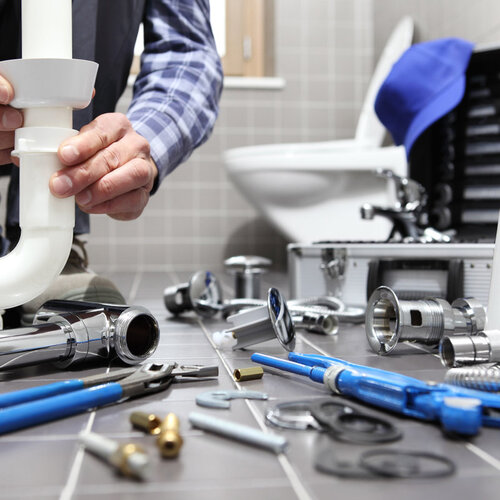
[0, 75, 23, 165]
[51, 112, 158, 221]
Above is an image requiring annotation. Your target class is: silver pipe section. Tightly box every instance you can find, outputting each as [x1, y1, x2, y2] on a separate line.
[0, 301, 159, 370]
[292, 311, 339, 335]
[444, 364, 500, 392]
[365, 286, 486, 355]
[439, 330, 500, 368]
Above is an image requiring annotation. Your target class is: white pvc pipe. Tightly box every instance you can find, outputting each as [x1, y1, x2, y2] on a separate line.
[486, 213, 500, 329]
[0, 0, 75, 310]
[22, 0, 72, 59]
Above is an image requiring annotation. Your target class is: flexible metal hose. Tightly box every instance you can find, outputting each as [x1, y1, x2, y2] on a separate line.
[222, 296, 365, 324]
[445, 364, 500, 392]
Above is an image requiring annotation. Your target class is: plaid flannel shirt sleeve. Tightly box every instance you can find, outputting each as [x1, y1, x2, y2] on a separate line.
[127, 0, 223, 192]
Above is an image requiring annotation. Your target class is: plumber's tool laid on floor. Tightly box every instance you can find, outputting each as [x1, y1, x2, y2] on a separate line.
[195, 390, 268, 409]
[79, 431, 151, 481]
[445, 364, 500, 391]
[0, 363, 218, 434]
[251, 352, 500, 435]
[212, 287, 296, 351]
[0, 300, 160, 370]
[188, 411, 288, 454]
[163, 267, 363, 336]
[365, 285, 486, 354]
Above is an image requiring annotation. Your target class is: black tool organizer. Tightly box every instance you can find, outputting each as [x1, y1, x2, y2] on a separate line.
[410, 46, 500, 241]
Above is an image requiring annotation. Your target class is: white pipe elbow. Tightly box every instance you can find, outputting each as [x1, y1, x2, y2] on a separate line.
[0, 227, 73, 309]
[0, 127, 77, 309]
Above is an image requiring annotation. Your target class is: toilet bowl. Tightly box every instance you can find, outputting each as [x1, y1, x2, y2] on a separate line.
[223, 17, 414, 243]
[224, 141, 407, 242]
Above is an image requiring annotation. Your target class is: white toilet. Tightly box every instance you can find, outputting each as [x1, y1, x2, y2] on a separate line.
[224, 17, 414, 243]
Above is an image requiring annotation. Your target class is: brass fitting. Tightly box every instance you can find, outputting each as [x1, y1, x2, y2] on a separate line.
[129, 411, 162, 436]
[157, 413, 183, 458]
[233, 366, 264, 382]
[110, 443, 149, 479]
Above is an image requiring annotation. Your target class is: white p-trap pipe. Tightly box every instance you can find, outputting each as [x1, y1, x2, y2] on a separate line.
[0, 0, 97, 310]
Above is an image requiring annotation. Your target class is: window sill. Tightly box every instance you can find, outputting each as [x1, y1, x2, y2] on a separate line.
[223, 76, 286, 90]
[127, 75, 286, 90]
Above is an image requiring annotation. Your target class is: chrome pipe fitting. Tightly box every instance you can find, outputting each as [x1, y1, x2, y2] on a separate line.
[288, 296, 365, 324]
[292, 311, 339, 335]
[224, 255, 271, 299]
[0, 300, 159, 370]
[163, 271, 222, 318]
[215, 288, 295, 351]
[439, 330, 500, 368]
[365, 286, 486, 355]
[444, 364, 500, 392]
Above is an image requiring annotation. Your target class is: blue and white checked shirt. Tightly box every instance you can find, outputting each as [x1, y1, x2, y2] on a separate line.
[128, 0, 223, 191]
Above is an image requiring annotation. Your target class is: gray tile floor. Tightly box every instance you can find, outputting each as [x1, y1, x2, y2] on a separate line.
[0, 269, 499, 499]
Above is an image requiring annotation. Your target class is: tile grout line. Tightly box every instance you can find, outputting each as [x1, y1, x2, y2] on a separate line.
[58, 411, 98, 500]
[127, 270, 144, 304]
[465, 443, 500, 472]
[196, 318, 313, 500]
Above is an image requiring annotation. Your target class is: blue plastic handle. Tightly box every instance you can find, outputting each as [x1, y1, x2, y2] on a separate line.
[251, 353, 326, 383]
[0, 380, 84, 409]
[0, 383, 123, 434]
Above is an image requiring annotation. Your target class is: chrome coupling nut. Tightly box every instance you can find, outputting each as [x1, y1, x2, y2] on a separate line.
[163, 271, 223, 318]
[365, 286, 486, 355]
[224, 255, 271, 299]
[440, 329, 500, 368]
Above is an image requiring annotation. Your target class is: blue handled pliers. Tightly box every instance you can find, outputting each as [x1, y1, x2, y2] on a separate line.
[251, 352, 500, 436]
[0, 363, 218, 434]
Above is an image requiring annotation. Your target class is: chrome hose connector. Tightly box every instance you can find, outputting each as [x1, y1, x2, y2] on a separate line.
[163, 271, 222, 318]
[439, 329, 500, 368]
[365, 286, 486, 355]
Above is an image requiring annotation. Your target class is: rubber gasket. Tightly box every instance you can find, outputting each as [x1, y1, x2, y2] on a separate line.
[314, 446, 377, 479]
[265, 400, 322, 430]
[359, 449, 456, 479]
[265, 398, 351, 430]
[310, 399, 402, 444]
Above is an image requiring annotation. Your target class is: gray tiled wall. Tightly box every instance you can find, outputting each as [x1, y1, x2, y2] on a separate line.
[373, 0, 500, 52]
[86, 0, 374, 272]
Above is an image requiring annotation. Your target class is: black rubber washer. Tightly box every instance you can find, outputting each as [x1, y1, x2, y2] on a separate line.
[308, 399, 356, 425]
[314, 446, 377, 479]
[310, 399, 402, 444]
[359, 449, 456, 479]
[329, 412, 402, 444]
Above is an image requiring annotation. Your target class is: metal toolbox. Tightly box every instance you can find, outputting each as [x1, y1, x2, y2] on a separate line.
[288, 242, 494, 307]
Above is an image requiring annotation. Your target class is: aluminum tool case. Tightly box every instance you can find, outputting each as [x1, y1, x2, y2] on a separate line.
[288, 242, 494, 307]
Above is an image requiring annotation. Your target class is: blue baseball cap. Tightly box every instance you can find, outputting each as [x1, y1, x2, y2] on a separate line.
[374, 37, 474, 157]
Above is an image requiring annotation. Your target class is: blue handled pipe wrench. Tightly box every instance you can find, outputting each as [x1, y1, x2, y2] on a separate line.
[0, 363, 218, 434]
[251, 352, 500, 436]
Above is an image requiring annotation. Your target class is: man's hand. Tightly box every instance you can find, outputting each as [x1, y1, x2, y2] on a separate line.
[0, 75, 23, 165]
[51, 113, 158, 221]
